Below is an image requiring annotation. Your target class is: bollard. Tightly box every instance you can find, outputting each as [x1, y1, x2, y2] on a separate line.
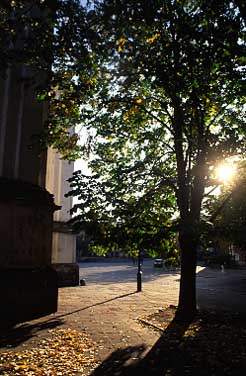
[80, 279, 86, 286]
[137, 270, 142, 292]
[137, 250, 142, 292]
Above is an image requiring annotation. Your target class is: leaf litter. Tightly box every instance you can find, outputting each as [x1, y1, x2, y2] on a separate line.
[138, 305, 246, 375]
[0, 328, 99, 375]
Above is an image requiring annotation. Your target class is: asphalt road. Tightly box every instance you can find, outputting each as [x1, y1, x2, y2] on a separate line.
[79, 259, 246, 314]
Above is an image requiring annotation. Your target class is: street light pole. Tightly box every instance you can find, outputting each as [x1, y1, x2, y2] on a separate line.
[137, 250, 142, 292]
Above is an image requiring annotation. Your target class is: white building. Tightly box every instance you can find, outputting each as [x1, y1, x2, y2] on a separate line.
[46, 148, 78, 286]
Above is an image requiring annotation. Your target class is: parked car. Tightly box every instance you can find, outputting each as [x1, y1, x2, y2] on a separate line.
[153, 258, 164, 267]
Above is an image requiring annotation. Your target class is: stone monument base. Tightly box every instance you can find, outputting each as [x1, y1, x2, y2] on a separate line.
[0, 266, 58, 328]
[52, 263, 79, 287]
[0, 179, 59, 328]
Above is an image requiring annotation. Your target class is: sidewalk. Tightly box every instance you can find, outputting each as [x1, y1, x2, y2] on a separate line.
[56, 280, 178, 361]
[1, 263, 246, 372]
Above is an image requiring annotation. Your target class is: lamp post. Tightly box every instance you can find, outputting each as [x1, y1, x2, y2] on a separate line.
[137, 250, 142, 292]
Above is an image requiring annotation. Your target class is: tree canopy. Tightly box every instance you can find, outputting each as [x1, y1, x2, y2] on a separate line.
[67, 0, 245, 319]
[69, 0, 245, 221]
[68, 0, 246, 236]
[0, 0, 98, 159]
[205, 161, 246, 250]
[68, 169, 178, 260]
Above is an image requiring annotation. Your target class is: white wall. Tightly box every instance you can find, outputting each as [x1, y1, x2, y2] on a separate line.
[52, 232, 76, 263]
[46, 148, 76, 263]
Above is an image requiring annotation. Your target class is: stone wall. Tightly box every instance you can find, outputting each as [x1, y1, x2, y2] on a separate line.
[0, 62, 59, 324]
[52, 263, 79, 287]
[0, 266, 57, 327]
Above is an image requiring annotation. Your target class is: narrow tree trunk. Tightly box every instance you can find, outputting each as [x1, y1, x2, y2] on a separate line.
[176, 230, 197, 321]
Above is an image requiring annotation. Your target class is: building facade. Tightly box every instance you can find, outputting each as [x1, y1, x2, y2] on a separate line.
[46, 148, 79, 286]
[0, 66, 58, 325]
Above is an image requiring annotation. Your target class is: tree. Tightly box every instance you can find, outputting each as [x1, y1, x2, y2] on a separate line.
[0, 0, 98, 159]
[68, 0, 245, 320]
[68, 170, 179, 260]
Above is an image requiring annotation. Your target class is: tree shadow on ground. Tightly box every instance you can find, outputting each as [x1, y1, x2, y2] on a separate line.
[92, 313, 191, 376]
[55, 292, 137, 319]
[0, 292, 136, 350]
[0, 318, 64, 349]
[91, 307, 246, 376]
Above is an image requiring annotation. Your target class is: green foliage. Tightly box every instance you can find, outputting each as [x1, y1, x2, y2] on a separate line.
[68, 0, 245, 254]
[67, 169, 178, 257]
[206, 162, 246, 249]
[0, 0, 98, 159]
[165, 247, 181, 267]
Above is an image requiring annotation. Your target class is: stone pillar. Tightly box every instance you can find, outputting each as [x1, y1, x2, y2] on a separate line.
[46, 148, 79, 287]
[0, 67, 47, 185]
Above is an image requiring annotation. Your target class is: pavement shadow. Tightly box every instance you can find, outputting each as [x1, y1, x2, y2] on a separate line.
[91, 345, 147, 376]
[91, 315, 192, 376]
[92, 307, 246, 375]
[0, 292, 136, 349]
[54, 291, 137, 319]
[0, 318, 64, 349]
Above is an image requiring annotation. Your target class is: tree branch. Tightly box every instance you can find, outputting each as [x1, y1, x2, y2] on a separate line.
[209, 190, 234, 223]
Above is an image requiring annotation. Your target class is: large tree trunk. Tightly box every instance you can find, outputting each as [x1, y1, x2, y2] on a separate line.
[176, 229, 197, 321]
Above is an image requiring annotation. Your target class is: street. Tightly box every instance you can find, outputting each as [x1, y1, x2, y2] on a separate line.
[79, 259, 246, 313]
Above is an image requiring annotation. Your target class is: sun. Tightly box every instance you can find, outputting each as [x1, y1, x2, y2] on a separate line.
[216, 163, 235, 183]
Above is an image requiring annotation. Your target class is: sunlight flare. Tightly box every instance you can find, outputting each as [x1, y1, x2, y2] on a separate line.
[216, 163, 235, 183]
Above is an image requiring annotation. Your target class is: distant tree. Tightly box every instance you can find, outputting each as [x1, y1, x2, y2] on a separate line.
[67, 0, 245, 320]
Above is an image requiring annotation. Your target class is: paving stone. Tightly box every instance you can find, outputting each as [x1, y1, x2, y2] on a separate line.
[2, 260, 246, 372]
